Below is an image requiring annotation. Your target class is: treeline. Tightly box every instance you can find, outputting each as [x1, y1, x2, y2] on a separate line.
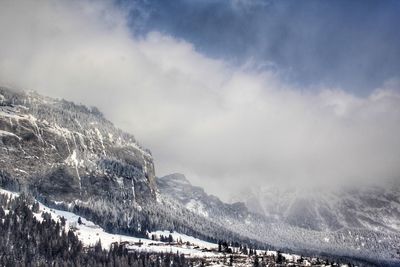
[0, 192, 190, 266]
[0, 191, 356, 267]
[37, 191, 269, 252]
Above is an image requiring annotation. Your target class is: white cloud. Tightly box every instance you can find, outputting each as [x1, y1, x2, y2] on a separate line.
[0, 0, 399, 200]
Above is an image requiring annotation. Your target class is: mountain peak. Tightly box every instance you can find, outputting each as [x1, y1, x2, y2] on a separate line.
[0, 87, 156, 203]
[159, 173, 191, 185]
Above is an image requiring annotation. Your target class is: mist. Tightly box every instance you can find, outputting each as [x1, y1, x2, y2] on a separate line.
[1, 0, 399, 200]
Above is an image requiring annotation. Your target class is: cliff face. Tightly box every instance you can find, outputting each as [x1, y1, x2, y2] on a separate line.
[0, 87, 156, 204]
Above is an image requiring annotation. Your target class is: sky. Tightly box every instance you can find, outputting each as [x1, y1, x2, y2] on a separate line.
[0, 0, 399, 200]
[122, 0, 400, 94]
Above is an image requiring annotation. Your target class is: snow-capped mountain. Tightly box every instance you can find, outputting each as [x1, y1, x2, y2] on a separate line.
[0, 87, 263, 249]
[0, 87, 156, 204]
[157, 173, 248, 220]
[159, 174, 400, 265]
[234, 182, 400, 233]
[224, 182, 400, 265]
[1, 87, 400, 266]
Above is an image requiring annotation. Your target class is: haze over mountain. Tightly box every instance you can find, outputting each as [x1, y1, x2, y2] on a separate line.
[0, 0, 400, 266]
[1, 0, 399, 201]
[1, 87, 400, 265]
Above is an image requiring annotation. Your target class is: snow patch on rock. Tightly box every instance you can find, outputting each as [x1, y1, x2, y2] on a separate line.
[186, 199, 209, 218]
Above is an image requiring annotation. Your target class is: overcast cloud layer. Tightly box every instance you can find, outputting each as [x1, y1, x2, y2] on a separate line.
[124, 0, 400, 94]
[1, 0, 399, 200]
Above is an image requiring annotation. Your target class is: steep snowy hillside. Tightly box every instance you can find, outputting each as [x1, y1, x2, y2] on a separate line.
[157, 173, 249, 221]
[0, 189, 219, 257]
[0, 188, 350, 267]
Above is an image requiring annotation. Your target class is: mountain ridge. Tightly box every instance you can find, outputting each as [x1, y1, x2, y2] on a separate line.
[0, 87, 269, 250]
[158, 174, 400, 265]
[233, 182, 400, 234]
[0, 87, 156, 204]
[1, 87, 400, 265]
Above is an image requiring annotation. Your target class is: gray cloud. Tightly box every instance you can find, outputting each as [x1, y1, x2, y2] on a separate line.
[125, 0, 400, 94]
[1, 0, 399, 200]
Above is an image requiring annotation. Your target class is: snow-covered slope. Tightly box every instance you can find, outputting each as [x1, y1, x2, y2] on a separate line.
[158, 174, 400, 265]
[48, 209, 222, 258]
[157, 173, 248, 220]
[156, 174, 269, 246]
[0, 188, 220, 257]
[2, 188, 325, 267]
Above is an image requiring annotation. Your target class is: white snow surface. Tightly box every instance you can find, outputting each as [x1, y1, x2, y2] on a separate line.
[41, 206, 222, 257]
[0, 129, 21, 140]
[185, 199, 209, 218]
[0, 189, 220, 258]
[149, 230, 218, 249]
[0, 188, 309, 262]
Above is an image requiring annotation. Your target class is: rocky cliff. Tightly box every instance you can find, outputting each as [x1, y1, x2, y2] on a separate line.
[0, 87, 156, 204]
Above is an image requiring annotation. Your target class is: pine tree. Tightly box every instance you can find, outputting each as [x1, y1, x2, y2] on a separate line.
[254, 255, 259, 267]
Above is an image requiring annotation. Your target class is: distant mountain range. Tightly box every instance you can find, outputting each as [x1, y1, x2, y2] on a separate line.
[158, 173, 400, 265]
[1, 87, 399, 266]
[234, 183, 400, 233]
